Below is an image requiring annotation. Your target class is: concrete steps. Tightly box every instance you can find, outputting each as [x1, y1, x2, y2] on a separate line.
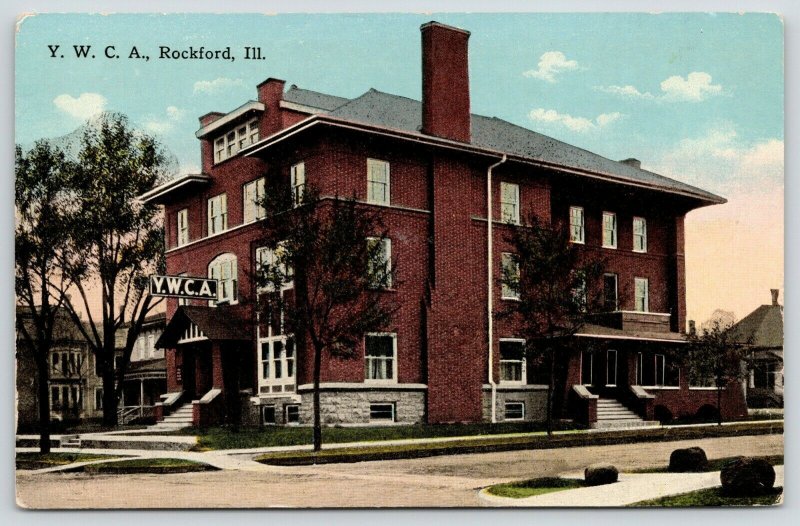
[144, 402, 196, 432]
[593, 398, 658, 429]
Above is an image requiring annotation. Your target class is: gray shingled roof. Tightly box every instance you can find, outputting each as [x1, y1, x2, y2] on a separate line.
[324, 89, 723, 202]
[731, 304, 784, 349]
[283, 86, 350, 112]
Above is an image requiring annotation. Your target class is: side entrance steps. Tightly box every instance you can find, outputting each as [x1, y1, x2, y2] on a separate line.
[143, 402, 197, 433]
[593, 397, 658, 429]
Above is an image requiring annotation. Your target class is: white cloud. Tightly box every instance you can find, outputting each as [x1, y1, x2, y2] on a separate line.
[523, 51, 579, 83]
[595, 72, 723, 103]
[53, 92, 108, 121]
[193, 77, 246, 94]
[529, 108, 622, 133]
[594, 84, 655, 100]
[142, 105, 186, 135]
[660, 72, 722, 102]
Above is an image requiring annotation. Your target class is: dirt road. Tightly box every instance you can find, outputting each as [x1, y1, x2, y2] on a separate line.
[16, 434, 783, 508]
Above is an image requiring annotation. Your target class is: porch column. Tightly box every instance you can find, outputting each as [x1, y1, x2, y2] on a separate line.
[211, 342, 224, 391]
[139, 379, 145, 416]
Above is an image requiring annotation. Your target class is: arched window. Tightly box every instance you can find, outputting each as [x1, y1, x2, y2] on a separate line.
[208, 253, 238, 305]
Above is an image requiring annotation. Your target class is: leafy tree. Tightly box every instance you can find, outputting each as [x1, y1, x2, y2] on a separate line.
[500, 215, 604, 435]
[59, 113, 168, 426]
[15, 142, 76, 452]
[257, 186, 397, 451]
[686, 318, 752, 425]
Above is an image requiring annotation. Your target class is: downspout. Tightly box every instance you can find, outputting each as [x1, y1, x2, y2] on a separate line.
[487, 154, 507, 424]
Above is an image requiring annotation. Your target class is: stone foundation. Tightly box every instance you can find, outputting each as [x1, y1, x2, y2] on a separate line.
[481, 386, 548, 422]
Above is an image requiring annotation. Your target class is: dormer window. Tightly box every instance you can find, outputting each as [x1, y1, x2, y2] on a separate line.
[214, 118, 259, 164]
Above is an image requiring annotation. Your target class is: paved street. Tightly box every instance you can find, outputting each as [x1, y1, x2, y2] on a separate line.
[16, 434, 783, 508]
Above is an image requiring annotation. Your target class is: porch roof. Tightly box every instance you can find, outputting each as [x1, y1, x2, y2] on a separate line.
[123, 358, 166, 380]
[575, 323, 687, 344]
[155, 305, 252, 348]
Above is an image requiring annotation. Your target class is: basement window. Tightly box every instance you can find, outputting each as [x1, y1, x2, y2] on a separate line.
[285, 404, 300, 424]
[369, 403, 396, 422]
[504, 401, 525, 421]
[261, 405, 276, 425]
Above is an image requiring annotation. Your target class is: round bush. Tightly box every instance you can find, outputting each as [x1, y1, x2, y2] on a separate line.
[720, 457, 776, 496]
[696, 404, 719, 422]
[668, 447, 709, 472]
[584, 463, 618, 486]
[653, 405, 673, 424]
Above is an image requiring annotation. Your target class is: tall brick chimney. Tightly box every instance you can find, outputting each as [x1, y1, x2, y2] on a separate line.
[257, 77, 286, 137]
[421, 21, 471, 143]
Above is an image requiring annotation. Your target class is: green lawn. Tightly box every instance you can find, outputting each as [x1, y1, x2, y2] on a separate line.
[486, 477, 585, 499]
[16, 452, 121, 470]
[630, 486, 783, 507]
[82, 457, 217, 474]
[185, 421, 581, 450]
[632, 455, 784, 474]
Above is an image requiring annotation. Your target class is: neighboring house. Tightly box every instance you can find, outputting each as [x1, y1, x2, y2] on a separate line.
[118, 313, 167, 423]
[15, 307, 103, 429]
[141, 21, 747, 428]
[731, 290, 784, 408]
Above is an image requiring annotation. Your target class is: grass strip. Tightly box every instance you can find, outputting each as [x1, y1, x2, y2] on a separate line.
[16, 452, 121, 470]
[486, 477, 585, 499]
[81, 457, 218, 474]
[629, 486, 783, 507]
[631, 454, 784, 474]
[255, 421, 782, 466]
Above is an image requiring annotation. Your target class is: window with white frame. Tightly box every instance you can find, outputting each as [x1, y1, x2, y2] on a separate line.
[208, 253, 238, 305]
[255, 244, 294, 292]
[633, 217, 647, 253]
[207, 193, 228, 235]
[369, 403, 396, 422]
[653, 354, 680, 387]
[603, 273, 618, 311]
[501, 253, 520, 300]
[581, 350, 594, 385]
[214, 118, 259, 164]
[243, 177, 266, 224]
[147, 333, 155, 359]
[291, 162, 305, 206]
[285, 404, 300, 424]
[366, 237, 392, 289]
[365, 333, 396, 382]
[602, 212, 617, 248]
[261, 405, 276, 425]
[499, 339, 525, 384]
[634, 277, 649, 312]
[569, 206, 584, 243]
[500, 182, 520, 224]
[51, 383, 82, 411]
[259, 335, 296, 392]
[177, 208, 189, 247]
[367, 159, 390, 205]
[504, 401, 525, 420]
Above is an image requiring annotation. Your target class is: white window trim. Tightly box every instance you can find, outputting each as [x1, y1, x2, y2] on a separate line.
[291, 162, 305, 207]
[208, 253, 238, 306]
[606, 349, 618, 387]
[284, 404, 300, 425]
[500, 182, 520, 225]
[569, 206, 585, 244]
[367, 158, 391, 205]
[364, 332, 398, 385]
[258, 331, 296, 391]
[177, 208, 189, 247]
[633, 216, 648, 253]
[602, 211, 617, 249]
[634, 277, 649, 313]
[504, 401, 526, 421]
[369, 402, 397, 422]
[207, 193, 228, 235]
[243, 177, 266, 224]
[501, 252, 520, 300]
[499, 338, 526, 385]
[214, 117, 259, 164]
[604, 273, 619, 311]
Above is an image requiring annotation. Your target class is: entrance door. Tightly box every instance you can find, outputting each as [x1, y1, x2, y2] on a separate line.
[581, 350, 594, 386]
[182, 351, 196, 399]
[606, 349, 618, 387]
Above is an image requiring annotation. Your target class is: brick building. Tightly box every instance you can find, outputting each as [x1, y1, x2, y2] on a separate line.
[143, 21, 747, 428]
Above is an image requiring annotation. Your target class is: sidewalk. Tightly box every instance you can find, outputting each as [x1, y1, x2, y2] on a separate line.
[479, 465, 785, 507]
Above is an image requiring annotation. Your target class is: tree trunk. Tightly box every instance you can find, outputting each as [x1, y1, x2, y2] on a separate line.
[35, 357, 51, 454]
[102, 360, 118, 427]
[717, 386, 723, 426]
[546, 347, 555, 437]
[312, 342, 323, 452]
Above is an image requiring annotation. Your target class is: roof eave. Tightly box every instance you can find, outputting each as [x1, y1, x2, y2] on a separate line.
[195, 101, 266, 139]
[138, 174, 212, 205]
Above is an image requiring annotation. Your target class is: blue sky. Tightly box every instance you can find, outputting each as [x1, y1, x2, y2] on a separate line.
[15, 12, 784, 322]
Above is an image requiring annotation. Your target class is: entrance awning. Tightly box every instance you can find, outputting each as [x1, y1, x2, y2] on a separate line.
[575, 323, 687, 344]
[155, 305, 253, 348]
